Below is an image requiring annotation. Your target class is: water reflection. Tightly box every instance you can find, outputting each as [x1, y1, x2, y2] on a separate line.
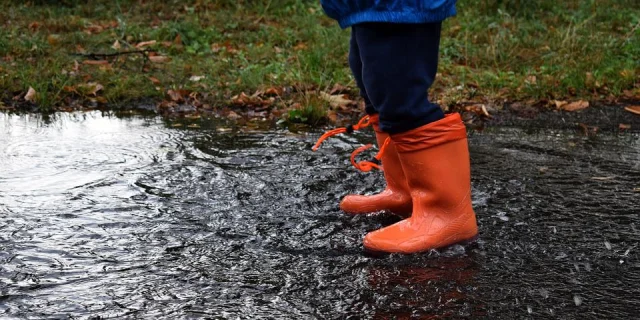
[366, 254, 481, 318]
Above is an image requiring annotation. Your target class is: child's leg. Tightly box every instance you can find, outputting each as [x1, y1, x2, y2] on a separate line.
[340, 27, 412, 216]
[348, 28, 376, 115]
[351, 24, 478, 254]
[354, 22, 444, 134]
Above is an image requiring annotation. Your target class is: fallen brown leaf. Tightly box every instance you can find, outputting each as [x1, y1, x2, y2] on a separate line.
[525, 75, 537, 85]
[167, 90, 184, 102]
[136, 40, 157, 48]
[158, 100, 178, 109]
[84, 24, 104, 34]
[329, 84, 350, 95]
[319, 92, 357, 109]
[28, 22, 40, 31]
[293, 42, 307, 51]
[481, 104, 491, 117]
[227, 111, 242, 120]
[619, 123, 631, 130]
[552, 100, 568, 109]
[211, 43, 223, 53]
[624, 106, 640, 115]
[230, 91, 273, 108]
[562, 100, 589, 112]
[24, 87, 37, 102]
[264, 87, 282, 96]
[149, 77, 161, 85]
[111, 40, 121, 50]
[173, 34, 182, 46]
[47, 35, 61, 46]
[93, 96, 108, 104]
[231, 92, 251, 105]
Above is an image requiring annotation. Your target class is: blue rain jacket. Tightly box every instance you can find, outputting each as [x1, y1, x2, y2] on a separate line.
[320, 0, 457, 29]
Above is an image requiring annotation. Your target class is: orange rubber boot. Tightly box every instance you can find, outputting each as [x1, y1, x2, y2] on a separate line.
[340, 115, 412, 216]
[363, 113, 478, 254]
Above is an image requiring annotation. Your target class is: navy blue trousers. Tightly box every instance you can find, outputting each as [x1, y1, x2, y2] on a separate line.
[349, 22, 444, 134]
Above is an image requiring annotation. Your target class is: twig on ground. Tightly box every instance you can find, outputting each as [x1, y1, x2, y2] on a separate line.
[70, 49, 155, 71]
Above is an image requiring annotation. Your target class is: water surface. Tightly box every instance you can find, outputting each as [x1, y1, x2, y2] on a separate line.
[1, 112, 639, 319]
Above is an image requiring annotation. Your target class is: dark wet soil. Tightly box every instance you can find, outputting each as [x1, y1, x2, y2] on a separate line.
[1, 110, 639, 319]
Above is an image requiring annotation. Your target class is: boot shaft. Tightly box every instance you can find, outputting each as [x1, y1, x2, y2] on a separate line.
[391, 113, 474, 216]
[399, 139, 473, 215]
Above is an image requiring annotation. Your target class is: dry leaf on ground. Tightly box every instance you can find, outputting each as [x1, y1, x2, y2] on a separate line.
[227, 111, 242, 120]
[561, 100, 589, 112]
[552, 100, 568, 109]
[293, 42, 307, 51]
[166, 89, 186, 102]
[624, 106, 640, 115]
[47, 35, 61, 46]
[136, 40, 157, 48]
[230, 91, 274, 108]
[329, 84, 350, 95]
[319, 92, 357, 109]
[264, 87, 282, 96]
[481, 104, 491, 117]
[173, 34, 183, 46]
[24, 87, 37, 102]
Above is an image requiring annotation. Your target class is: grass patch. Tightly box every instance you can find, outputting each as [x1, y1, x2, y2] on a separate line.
[0, 0, 638, 121]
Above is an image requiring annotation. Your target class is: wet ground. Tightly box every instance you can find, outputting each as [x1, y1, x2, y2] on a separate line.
[1, 110, 639, 319]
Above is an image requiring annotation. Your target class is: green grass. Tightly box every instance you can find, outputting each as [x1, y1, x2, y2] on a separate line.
[439, 0, 640, 106]
[0, 0, 638, 121]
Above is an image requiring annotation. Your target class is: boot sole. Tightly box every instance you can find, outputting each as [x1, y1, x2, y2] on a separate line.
[363, 234, 479, 257]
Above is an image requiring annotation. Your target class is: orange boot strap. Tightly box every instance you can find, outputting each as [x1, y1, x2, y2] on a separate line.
[312, 115, 373, 151]
[350, 137, 390, 172]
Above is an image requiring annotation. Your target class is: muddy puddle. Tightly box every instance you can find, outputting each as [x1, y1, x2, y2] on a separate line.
[1, 111, 639, 319]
